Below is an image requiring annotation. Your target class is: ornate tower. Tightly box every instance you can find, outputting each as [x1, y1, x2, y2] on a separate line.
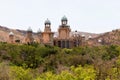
[42, 19, 54, 45]
[58, 16, 71, 39]
[9, 32, 14, 43]
[44, 19, 51, 32]
[53, 16, 72, 48]
[25, 27, 34, 44]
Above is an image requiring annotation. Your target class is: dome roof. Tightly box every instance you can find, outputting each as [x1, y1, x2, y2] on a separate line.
[45, 18, 51, 24]
[27, 27, 32, 32]
[9, 32, 14, 36]
[61, 16, 67, 21]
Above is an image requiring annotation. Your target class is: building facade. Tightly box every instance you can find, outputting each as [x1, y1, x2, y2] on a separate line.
[53, 16, 85, 48]
[9, 16, 86, 48]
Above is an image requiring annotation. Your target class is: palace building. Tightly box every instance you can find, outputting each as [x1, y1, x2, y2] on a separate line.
[9, 16, 87, 48]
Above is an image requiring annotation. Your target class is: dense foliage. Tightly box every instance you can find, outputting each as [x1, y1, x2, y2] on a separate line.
[0, 43, 120, 80]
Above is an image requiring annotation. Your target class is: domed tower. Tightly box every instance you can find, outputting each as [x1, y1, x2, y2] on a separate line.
[44, 18, 51, 32]
[53, 16, 71, 48]
[25, 27, 34, 44]
[42, 19, 54, 45]
[9, 32, 14, 43]
[58, 16, 71, 39]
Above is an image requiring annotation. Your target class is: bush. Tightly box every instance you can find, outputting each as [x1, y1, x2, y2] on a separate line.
[10, 66, 33, 80]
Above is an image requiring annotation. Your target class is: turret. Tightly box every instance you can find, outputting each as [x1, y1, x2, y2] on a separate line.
[42, 19, 54, 45]
[58, 16, 71, 39]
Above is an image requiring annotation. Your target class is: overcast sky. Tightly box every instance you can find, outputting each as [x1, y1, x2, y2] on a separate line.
[0, 0, 120, 33]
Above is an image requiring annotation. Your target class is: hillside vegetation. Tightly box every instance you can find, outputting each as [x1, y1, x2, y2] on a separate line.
[0, 43, 120, 80]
